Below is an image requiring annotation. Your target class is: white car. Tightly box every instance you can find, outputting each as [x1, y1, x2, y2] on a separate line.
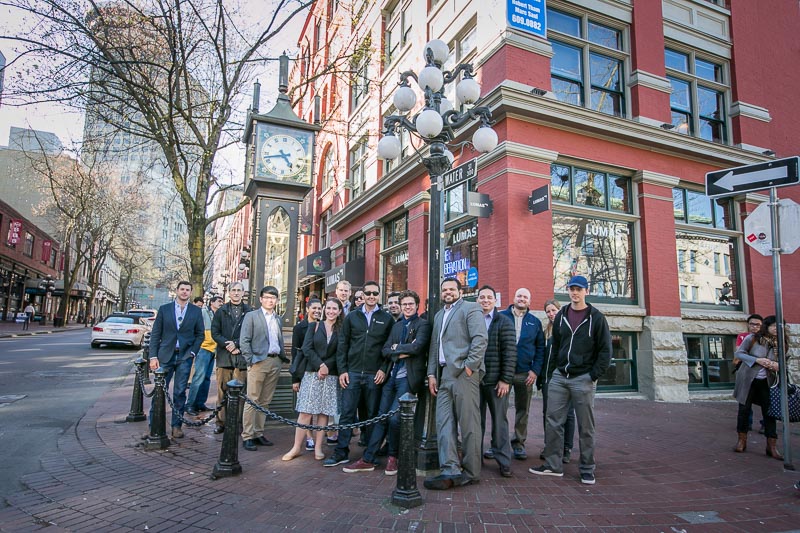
[127, 308, 158, 328]
[91, 315, 148, 348]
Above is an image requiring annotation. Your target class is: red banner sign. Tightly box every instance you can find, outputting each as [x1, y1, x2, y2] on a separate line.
[42, 240, 52, 261]
[7, 219, 22, 245]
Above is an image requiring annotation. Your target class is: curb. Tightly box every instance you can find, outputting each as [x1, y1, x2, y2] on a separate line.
[0, 328, 75, 339]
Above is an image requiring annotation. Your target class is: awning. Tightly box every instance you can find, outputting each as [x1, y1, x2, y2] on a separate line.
[324, 257, 365, 294]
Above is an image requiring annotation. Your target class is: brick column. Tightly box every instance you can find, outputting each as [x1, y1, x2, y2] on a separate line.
[634, 170, 688, 402]
[628, 1, 672, 126]
[404, 192, 430, 297]
[361, 221, 382, 283]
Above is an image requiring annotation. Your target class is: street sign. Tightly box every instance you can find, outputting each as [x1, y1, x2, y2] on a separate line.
[443, 158, 477, 190]
[466, 192, 493, 218]
[743, 199, 800, 256]
[528, 184, 550, 214]
[706, 156, 799, 198]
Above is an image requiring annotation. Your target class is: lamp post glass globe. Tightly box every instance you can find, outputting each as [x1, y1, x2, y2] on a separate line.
[425, 39, 450, 65]
[456, 77, 481, 105]
[473, 126, 498, 153]
[439, 96, 454, 115]
[443, 148, 455, 165]
[418, 65, 444, 92]
[378, 134, 402, 160]
[416, 109, 444, 138]
[393, 85, 417, 113]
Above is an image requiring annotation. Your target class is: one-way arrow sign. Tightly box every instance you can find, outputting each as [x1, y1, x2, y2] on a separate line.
[706, 157, 799, 198]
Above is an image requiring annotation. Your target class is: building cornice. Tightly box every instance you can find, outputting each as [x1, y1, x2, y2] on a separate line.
[730, 101, 771, 123]
[628, 70, 673, 94]
[403, 191, 431, 210]
[633, 170, 681, 188]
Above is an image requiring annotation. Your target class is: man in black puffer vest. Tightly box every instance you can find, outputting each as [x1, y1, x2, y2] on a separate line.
[476, 285, 517, 478]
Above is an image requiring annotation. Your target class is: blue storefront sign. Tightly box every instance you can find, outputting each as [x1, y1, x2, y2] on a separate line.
[467, 268, 479, 288]
[507, 0, 547, 38]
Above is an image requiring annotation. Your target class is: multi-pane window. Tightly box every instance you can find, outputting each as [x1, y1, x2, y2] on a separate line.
[348, 235, 365, 260]
[384, 2, 412, 66]
[597, 332, 637, 391]
[323, 149, 335, 191]
[319, 212, 329, 250]
[666, 48, 727, 143]
[351, 45, 369, 109]
[547, 8, 627, 117]
[384, 213, 408, 248]
[442, 26, 477, 105]
[349, 137, 368, 199]
[685, 334, 736, 389]
[673, 188, 740, 308]
[23, 232, 34, 257]
[551, 164, 636, 304]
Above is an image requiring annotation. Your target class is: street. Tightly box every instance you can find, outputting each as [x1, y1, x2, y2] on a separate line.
[0, 329, 137, 500]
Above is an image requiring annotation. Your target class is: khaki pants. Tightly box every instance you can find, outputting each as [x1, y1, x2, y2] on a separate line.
[215, 367, 247, 429]
[241, 357, 281, 440]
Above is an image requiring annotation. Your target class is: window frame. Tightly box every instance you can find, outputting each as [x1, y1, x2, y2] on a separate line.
[596, 331, 638, 392]
[684, 334, 736, 389]
[23, 232, 34, 257]
[547, 7, 628, 118]
[349, 137, 368, 199]
[348, 234, 366, 260]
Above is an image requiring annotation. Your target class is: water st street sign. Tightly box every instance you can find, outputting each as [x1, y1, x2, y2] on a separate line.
[705, 157, 799, 198]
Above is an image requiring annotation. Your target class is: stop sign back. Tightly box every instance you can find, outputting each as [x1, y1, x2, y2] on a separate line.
[743, 199, 800, 256]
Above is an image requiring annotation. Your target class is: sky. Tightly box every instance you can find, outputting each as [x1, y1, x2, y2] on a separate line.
[0, 0, 308, 180]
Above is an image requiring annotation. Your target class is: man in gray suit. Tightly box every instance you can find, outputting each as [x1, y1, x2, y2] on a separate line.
[424, 277, 488, 490]
[240, 286, 287, 451]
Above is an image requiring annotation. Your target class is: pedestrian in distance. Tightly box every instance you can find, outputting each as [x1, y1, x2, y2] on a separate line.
[324, 281, 393, 467]
[240, 286, 287, 451]
[733, 315, 784, 459]
[186, 295, 223, 415]
[477, 285, 517, 478]
[283, 298, 343, 462]
[210, 282, 251, 435]
[424, 277, 488, 490]
[537, 299, 576, 463]
[735, 313, 764, 433]
[530, 275, 610, 485]
[499, 287, 545, 461]
[343, 289, 432, 475]
[147, 280, 205, 439]
[336, 280, 353, 316]
[23, 301, 35, 330]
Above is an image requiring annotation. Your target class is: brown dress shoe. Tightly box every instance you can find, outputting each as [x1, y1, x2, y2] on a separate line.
[171, 427, 184, 439]
[734, 432, 747, 453]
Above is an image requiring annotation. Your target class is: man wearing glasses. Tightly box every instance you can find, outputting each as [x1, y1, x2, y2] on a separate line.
[148, 280, 205, 439]
[324, 281, 394, 466]
[240, 286, 287, 451]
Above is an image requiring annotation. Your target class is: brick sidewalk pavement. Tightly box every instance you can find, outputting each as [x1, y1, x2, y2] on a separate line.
[1, 369, 799, 532]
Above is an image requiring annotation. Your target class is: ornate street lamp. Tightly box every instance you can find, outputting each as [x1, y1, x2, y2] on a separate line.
[377, 39, 498, 475]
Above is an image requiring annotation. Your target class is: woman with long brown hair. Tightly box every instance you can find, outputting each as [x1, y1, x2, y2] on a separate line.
[733, 315, 783, 459]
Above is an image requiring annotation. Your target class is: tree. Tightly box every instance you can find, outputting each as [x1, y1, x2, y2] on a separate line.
[1, 0, 314, 295]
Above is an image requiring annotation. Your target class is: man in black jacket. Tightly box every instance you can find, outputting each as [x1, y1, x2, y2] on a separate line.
[324, 280, 394, 467]
[530, 276, 611, 485]
[210, 282, 252, 435]
[343, 290, 431, 475]
[477, 285, 517, 478]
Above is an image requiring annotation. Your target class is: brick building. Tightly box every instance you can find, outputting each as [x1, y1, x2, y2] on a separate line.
[285, 0, 800, 400]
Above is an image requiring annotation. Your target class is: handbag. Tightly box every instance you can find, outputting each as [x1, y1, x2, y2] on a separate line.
[768, 380, 800, 423]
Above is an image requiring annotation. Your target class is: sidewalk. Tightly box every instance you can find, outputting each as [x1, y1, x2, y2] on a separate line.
[0, 321, 86, 338]
[1, 369, 799, 532]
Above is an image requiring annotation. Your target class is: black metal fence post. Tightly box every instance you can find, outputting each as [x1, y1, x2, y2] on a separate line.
[392, 392, 423, 508]
[142, 342, 152, 384]
[126, 356, 147, 422]
[144, 368, 170, 450]
[212, 379, 244, 479]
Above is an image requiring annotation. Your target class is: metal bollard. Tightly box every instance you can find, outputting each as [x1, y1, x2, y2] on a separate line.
[212, 379, 244, 479]
[144, 368, 170, 450]
[142, 343, 152, 384]
[392, 392, 423, 508]
[126, 357, 147, 422]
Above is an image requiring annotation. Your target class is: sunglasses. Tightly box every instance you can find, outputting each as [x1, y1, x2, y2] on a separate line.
[363, 291, 379, 296]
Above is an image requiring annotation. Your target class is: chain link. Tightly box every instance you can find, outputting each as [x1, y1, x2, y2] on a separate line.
[239, 393, 400, 432]
[137, 370, 157, 398]
[163, 387, 226, 427]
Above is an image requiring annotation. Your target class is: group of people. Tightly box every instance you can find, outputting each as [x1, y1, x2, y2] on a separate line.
[146, 274, 614, 488]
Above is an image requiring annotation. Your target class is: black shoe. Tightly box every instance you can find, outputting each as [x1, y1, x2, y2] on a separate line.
[243, 439, 257, 451]
[213, 426, 225, 434]
[513, 447, 527, 460]
[483, 449, 495, 459]
[580, 472, 596, 485]
[323, 455, 349, 467]
[326, 436, 339, 446]
[424, 474, 460, 490]
[196, 405, 211, 412]
[500, 465, 513, 478]
[562, 449, 572, 464]
[255, 436, 273, 446]
[185, 407, 198, 416]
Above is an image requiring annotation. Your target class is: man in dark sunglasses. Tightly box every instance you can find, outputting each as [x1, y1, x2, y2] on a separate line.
[324, 281, 394, 467]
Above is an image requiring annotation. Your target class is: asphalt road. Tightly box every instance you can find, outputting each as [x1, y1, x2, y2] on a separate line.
[0, 329, 138, 502]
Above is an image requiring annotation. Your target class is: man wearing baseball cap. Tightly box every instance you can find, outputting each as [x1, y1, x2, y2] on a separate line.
[529, 275, 611, 485]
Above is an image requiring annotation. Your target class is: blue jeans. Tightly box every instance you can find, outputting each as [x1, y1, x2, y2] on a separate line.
[363, 368, 409, 462]
[186, 348, 215, 409]
[149, 355, 193, 429]
[335, 371, 382, 459]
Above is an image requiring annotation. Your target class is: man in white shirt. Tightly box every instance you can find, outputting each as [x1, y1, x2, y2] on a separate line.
[239, 286, 286, 451]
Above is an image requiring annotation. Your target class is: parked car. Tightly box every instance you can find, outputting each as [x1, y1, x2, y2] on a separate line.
[127, 308, 158, 328]
[91, 315, 148, 348]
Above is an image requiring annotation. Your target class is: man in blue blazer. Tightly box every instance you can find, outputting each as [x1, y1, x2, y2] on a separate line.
[148, 280, 204, 438]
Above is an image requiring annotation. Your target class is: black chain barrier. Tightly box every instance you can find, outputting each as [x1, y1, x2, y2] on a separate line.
[238, 393, 400, 432]
[137, 370, 157, 398]
[163, 389, 225, 427]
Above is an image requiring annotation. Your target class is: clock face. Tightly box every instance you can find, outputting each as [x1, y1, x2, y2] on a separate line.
[261, 135, 306, 177]
[255, 123, 314, 185]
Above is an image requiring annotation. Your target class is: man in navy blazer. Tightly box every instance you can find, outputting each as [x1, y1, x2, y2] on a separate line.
[148, 280, 204, 439]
